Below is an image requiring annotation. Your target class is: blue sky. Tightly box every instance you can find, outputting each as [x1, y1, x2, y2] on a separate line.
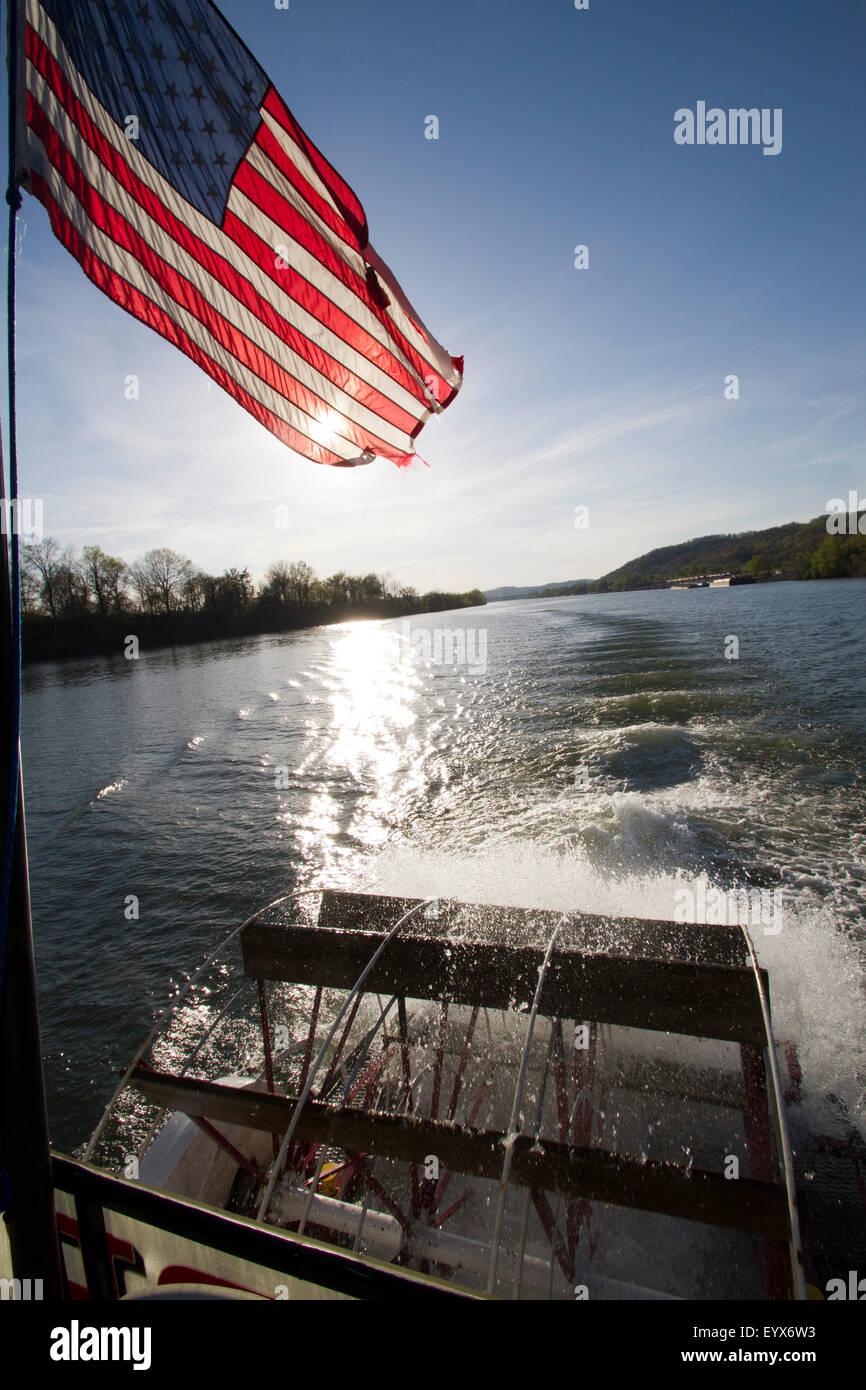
[3, 0, 865, 590]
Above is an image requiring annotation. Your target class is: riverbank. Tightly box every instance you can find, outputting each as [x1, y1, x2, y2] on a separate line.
[22, 591, 487, 665]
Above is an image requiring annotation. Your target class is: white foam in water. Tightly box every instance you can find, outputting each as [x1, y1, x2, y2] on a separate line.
[754, 901, 866, 1139]
[366, 841, 866, 1141]
[94, 778, 127, 800]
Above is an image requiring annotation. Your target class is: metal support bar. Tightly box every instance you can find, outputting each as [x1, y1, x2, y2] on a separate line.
[241, 920, 769, 1046]
[257, 979, 279, 1161]
[189, 1115, 267, 1185]
[129, 1067, 791, 1240]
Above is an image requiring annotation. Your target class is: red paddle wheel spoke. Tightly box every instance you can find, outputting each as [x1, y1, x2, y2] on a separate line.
[316, 991, 363, 1098]
[431, 1189, 469, 1229]
[393, 996, 423, 1218]
[432, 1077, 491, 1214]
[345, 1150, 414, 1238]
[531, 1190, 574, 1285]
[549, 1020, 581, 1264]
[447, 1005, 479, 1122]
[423, 1004, 482, 1227]
[297, 985, 323, 1094]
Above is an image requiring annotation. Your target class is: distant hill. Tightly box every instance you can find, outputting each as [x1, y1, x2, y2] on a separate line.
[485, 513, 866, 601]
[596, 514, 866, 590]
[484, 579, 593, 601]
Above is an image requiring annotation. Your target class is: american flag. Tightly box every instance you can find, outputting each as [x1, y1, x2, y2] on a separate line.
[15, 0, 463, 467]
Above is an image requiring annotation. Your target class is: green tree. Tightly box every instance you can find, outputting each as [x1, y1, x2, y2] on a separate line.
[745, 552, 772, 576]
[82, 545, 128, 618]
[130, 548, 193, 615]
[286, 560, 316, 603]
[23, 536, 63, 621]
[216, 567, 253, 614]
[807, 536, 850, 580]
[322, 572, 350, 605]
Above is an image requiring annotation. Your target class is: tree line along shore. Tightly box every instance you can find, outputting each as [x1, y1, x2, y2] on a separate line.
[18, 540, 487, 663]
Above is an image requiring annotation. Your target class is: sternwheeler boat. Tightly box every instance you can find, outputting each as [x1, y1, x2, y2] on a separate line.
[3, 0, 863, 1317]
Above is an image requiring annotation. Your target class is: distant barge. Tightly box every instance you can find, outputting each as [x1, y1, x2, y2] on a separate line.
[670, 575, 755, 589]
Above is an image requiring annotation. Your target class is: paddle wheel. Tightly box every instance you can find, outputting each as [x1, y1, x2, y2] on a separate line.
[80, 889, 805, 1300]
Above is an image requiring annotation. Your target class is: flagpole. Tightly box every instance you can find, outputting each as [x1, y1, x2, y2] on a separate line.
[0, 0, 63, 1297]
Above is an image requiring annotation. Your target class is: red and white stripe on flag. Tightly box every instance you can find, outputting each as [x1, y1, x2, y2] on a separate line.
[17, 0, 463, 467]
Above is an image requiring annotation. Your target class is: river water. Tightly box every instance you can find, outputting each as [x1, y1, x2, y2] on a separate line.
[20, 579, 866, 1155]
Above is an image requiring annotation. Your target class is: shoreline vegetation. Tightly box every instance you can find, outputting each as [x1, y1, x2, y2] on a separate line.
[18, 541, 486, 665]
[486, 512, 866, 600]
